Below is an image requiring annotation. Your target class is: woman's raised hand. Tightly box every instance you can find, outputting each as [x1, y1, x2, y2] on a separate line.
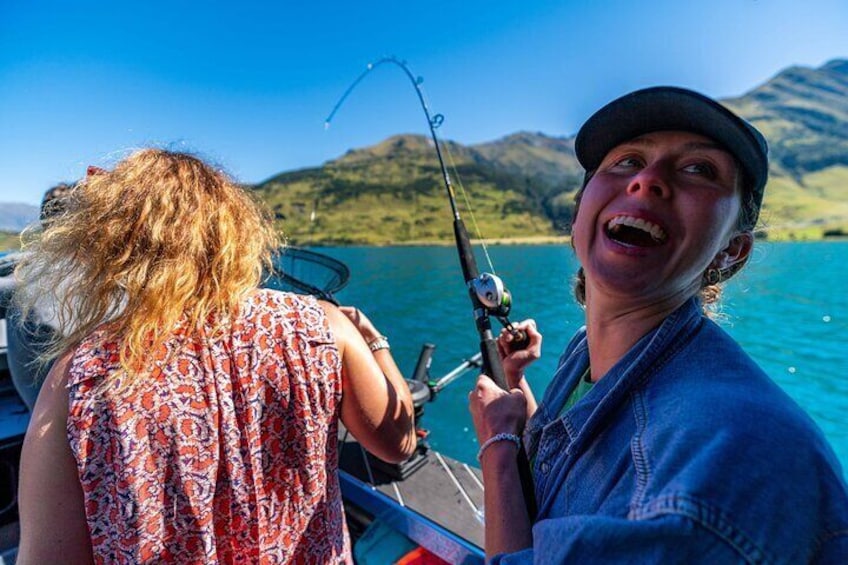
[497, 319, 542, 389]
[338, 306, 382, 344]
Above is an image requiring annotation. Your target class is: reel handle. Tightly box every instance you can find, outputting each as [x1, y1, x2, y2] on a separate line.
[507, 328, 530, 352]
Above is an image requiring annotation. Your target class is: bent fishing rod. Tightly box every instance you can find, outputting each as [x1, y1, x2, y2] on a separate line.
[326, 56, 537, 520]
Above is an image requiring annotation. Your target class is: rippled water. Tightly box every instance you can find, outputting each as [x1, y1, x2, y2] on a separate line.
[324, 242, 847, 473]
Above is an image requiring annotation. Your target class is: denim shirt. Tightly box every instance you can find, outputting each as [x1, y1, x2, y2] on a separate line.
[494, 298, 848, 564]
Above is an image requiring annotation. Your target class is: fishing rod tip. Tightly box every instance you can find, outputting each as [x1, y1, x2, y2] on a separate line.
[323, 121, 331, 130]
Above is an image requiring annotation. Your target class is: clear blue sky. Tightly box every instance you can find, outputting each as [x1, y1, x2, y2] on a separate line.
[1, 0, 846, 205]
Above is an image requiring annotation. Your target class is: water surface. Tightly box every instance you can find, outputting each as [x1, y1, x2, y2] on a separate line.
[325, 242, 847, 473]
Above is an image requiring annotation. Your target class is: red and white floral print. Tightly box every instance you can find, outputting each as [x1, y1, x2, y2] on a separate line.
[67, 290, 351, 564]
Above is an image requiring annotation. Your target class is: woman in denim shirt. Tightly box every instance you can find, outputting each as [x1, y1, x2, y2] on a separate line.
[469, 87, 848, 564]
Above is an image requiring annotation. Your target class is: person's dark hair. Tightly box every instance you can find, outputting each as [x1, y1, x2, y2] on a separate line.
[40, 182, 75, 221]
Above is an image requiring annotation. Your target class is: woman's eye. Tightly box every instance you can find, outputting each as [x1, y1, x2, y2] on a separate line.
[612, 156, 642, 169]
[682, 162, 716, 178]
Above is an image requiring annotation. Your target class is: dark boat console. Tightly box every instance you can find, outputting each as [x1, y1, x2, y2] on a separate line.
[0, 295, 27, 564]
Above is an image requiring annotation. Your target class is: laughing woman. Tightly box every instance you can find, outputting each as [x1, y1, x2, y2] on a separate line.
[470, 87, 848, 563]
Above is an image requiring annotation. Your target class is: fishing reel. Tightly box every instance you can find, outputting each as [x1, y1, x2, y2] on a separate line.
[470, 273, 513, 317]
[469, 273, 528, 348]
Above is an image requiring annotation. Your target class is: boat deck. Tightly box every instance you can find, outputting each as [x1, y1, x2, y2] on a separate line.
[339, 429, 485, 563]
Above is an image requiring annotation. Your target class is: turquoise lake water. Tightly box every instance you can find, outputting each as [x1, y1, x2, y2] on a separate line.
[322, 241, 848, 475]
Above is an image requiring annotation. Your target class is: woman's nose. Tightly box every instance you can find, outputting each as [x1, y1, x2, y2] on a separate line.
[626, 163, 671, 199]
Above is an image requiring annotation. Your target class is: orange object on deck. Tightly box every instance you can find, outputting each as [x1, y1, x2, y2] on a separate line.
[395, 546, 450, 565]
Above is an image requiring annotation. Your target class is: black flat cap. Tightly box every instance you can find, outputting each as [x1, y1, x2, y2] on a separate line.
[575, 86, 769, 224]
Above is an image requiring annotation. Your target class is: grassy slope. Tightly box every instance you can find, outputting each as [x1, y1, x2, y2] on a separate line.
[0, 232, 20, 252]
[255, 137, 561, 245]
[758, 166, 848, 239]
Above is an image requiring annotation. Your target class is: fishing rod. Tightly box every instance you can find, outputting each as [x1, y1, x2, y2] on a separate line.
[326, 56, 537, 520]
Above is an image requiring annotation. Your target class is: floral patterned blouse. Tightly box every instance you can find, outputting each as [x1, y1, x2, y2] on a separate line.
[66, 290, 351, 564]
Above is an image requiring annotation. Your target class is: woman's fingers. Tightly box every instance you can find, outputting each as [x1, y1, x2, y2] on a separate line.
[469, 373, 527, 441]
[496, 320, 542, 376]
[498, 320, 540, 347]
[337, 305, 359, 323]
[338, 305, 382, 343]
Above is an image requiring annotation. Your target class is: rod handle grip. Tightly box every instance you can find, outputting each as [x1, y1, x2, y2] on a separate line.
[517, 444, 537, 520]
[480, 336, 507, 390]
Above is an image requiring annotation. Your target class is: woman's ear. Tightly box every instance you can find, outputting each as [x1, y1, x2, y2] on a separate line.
[713, 232, 754, 271]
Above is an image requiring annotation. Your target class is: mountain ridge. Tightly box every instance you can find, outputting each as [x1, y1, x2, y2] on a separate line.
[3, 59, 847, 248]
[255, 58, 848, 244]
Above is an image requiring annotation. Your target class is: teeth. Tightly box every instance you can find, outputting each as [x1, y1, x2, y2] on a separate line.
[607, 215, 667, 242]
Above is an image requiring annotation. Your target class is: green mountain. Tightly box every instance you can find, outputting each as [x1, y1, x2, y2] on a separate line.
[255, 134, 570, 244]
[723, 59, 848, 236]
[256, 59, 848, 245]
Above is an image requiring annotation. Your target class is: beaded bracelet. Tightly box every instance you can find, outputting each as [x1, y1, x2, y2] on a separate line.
[476, 432, 521, 462]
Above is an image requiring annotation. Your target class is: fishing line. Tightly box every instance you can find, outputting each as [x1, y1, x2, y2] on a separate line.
[417, 80, 496, 272]
[414, 84, 492, 266]
[440, 140, 497, 275]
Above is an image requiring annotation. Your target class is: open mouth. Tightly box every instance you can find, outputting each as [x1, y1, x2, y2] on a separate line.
[605, 215, 667, 247]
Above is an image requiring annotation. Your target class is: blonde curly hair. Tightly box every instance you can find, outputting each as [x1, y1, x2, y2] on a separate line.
[14, 149, 280, 378]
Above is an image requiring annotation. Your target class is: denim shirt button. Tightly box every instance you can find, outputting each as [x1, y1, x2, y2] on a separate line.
[540, 461, 550, 474]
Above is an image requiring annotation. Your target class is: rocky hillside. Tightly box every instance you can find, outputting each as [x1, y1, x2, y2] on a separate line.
[723, 59, 848, 235]
[726, 59, 848, 176]
[255, 134, 573, 244]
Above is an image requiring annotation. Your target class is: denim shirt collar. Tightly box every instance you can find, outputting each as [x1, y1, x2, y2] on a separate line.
[525, 297, 704, 460]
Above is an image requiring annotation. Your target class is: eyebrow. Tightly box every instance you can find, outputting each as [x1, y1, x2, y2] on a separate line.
[681, 141, 728, 153]
[619, 137, 729, 154]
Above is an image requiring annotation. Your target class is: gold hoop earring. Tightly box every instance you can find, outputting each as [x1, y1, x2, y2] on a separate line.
[704, 268, 721, 286]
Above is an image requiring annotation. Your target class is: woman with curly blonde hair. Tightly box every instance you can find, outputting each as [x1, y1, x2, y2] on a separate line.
[16, 149, 415, 564]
